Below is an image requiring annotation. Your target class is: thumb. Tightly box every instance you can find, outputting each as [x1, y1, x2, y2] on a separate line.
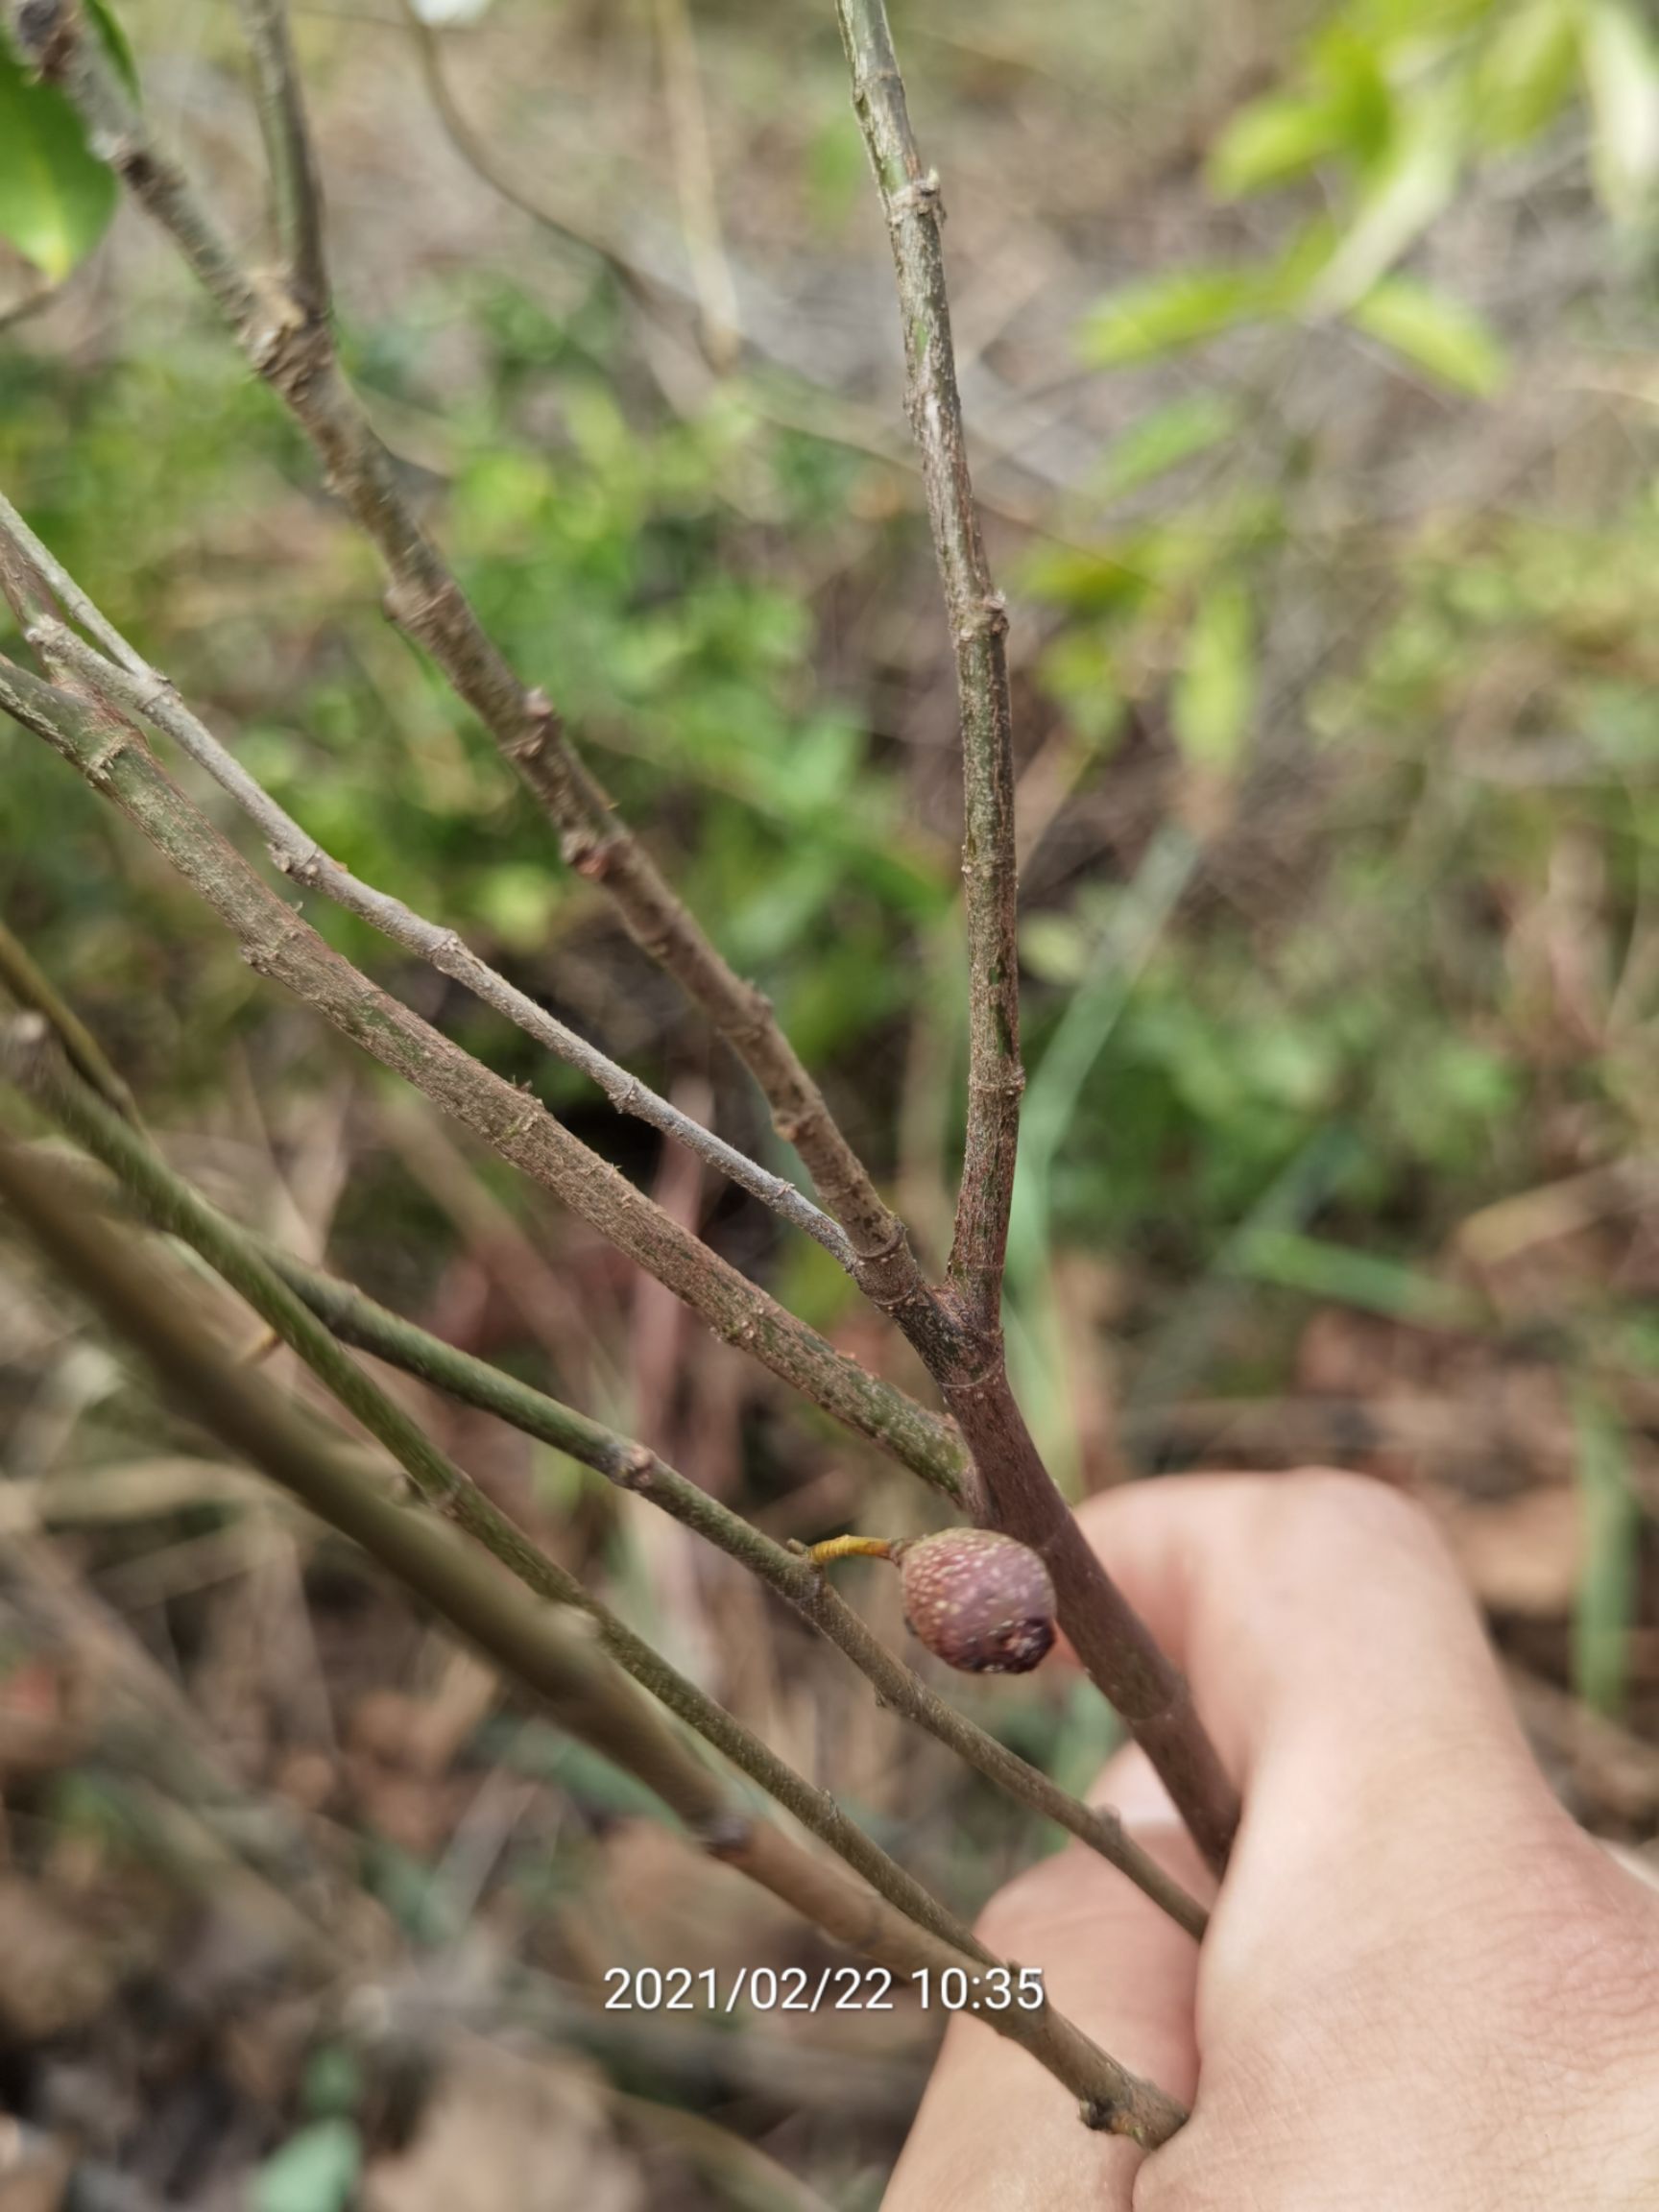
[883, 1746, 1208, 2212]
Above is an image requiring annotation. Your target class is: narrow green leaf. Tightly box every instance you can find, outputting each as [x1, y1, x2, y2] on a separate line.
[1310, 28, 1398, 175]
[0, 44, 117, 281]
[1472, 0, 1580, 149]
[1306, 84, 1463, 314]
[1210, 27, 1400, 204]
[1583, 0, 1659, 223]
[1171, 578, 1256, 770]
[1571, 1382, 1638, 1719]
[1347, 276, 1508, 395]
[1078, 267, 1280, 366]
[1209, 96, 1345, 199]
[1227, 1228, 1479, 1325]
[1090, 394, 1241, 503]
[84, 0, 142, 100]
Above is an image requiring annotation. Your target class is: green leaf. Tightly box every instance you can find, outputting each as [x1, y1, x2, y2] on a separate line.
[1078, 267, 1280, 365]
[0, 43, 117, 280]
[1347, 276, 1508, 395]
[301, 2044, 364, 2122]
[252, 2121, 361, 2212]
[1209, 96, 1346, 198]
[1171, 579, 1256, 770]
[1583, 0, 1659, 223]
[1090, 394, 1240, 502]
[1227, 1228, 1477, 1324]
[1209, 30, 1395, 199]
[1312, 29, 1398, 174]
[1305, 84, 1463, 314]
[1472, 0, 1580, 149]
[84, 0, 141, 99]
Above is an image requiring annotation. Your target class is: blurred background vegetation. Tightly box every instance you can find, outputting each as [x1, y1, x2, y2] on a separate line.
[2, 0, 1659, 2202]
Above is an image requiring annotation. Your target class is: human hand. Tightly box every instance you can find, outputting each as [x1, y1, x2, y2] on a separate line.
[885, 1473, 1659, 2210]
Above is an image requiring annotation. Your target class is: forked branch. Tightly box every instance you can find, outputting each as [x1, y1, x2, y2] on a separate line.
[835, 0, 1022, 1334]
[827, 1, 1241, 1868]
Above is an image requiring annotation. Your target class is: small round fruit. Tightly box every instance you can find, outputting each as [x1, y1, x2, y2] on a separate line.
[897, 1528, 1056, 1675]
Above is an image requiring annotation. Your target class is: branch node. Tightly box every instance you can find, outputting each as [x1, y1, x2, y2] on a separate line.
[12, 0, 76, 78]
[617, 1442, 657, 1491]
[564, 830, 615, 884]
[85, 731, 135, 783]
[245, 286, 326, 399]
[887, 167, 942, 223]
[506, 688, 565, 769]
[270, 838, 325, 883]
[957, 591, 1009, 645]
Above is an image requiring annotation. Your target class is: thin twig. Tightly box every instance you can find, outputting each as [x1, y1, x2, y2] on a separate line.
[0, 491, 144, 670]
[0, 644, 967, 1498]
[12, 1029, 1204, 1939]
[652, 0, 741, 372]
[30, 613, 854, 1266]
[608, 2088, 840, 2212]
[0, 913, 138, 1123]
[13, 2, 927, 1298]
[231, 0, 329, 319]
[394, 0, 657, 307]
[835, 0, 1022, 1334]
[0, 1121, 1186, 2146]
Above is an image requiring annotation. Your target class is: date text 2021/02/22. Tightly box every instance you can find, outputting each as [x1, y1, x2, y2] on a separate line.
[601, 1963, 1047, 2014]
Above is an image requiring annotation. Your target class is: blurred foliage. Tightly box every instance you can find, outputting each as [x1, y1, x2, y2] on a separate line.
[0, 3, 134, 281]
[1081, 0, 1659, 384]
[1, 275, 952, 1118]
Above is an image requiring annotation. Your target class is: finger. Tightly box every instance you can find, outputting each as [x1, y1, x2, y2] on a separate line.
[1076, 1471, 1548, 1828]
[1074, 1468, 1595, 2069]
[883, 1747, 1206, 2212]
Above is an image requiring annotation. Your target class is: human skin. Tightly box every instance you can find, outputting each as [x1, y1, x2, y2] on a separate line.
[884, 1473, 1659, 2210]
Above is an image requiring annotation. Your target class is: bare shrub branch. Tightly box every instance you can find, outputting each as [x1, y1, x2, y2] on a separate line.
[231, 0, 328, 318]
[826, 0, 1243, 1872]
[0, 1117, 1187, 2147]
[0, 910, 138, 1124]
[0, 1016, 975, 1959]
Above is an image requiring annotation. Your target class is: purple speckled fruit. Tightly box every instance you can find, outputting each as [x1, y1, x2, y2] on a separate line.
[897, 1528, 1056, 1675]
